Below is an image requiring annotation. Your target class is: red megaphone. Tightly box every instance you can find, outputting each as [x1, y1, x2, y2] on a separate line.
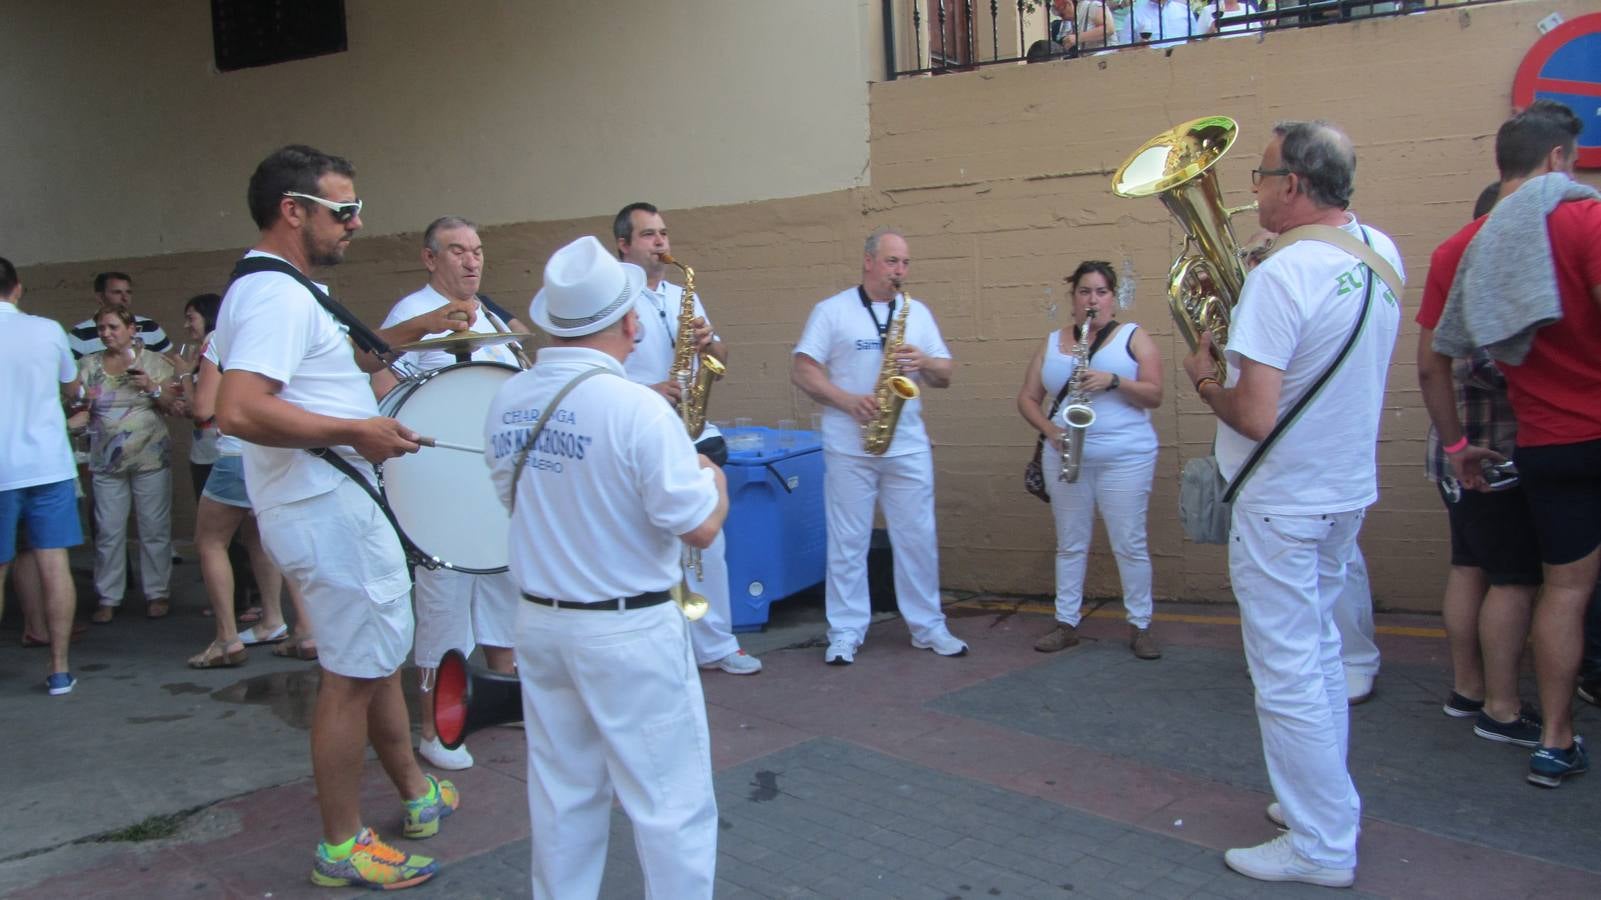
[433, 649, 523, 750]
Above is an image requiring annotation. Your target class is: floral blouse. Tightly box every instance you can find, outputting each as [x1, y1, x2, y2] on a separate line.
[79, 349, 174, 475]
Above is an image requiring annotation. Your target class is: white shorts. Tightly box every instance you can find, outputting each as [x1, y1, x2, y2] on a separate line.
[412, 567, 519, 667]
[257, 480, 414, 679]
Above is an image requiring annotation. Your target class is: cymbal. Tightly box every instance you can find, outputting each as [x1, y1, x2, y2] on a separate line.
[394, 332, 534, 354]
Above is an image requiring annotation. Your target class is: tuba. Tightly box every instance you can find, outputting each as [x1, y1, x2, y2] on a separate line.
[1112, 116, 1255, 378]
[862, 286, 920, 455]
[660, 253, 725, 440]
[1057, 307, 1097, 484]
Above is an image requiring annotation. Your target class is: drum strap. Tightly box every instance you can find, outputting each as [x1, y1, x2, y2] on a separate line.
[510, 367, 612, 512]
[230, 256, 393, 358]
[308, 448, 441, 571]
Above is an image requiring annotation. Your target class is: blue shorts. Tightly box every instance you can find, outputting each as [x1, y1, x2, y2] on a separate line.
[201, 455, 252, 509]
[0, 479, 84, 565]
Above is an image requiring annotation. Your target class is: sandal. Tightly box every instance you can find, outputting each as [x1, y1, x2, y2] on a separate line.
[91, 605, 115, 624]
[188, 640, 247, 669]
[146, 600, 171, 619]
[238, 623, 289, 646]
[272, 638, 318, 661]
[21, 622, 87, 648]
[238, 606, 264, 624]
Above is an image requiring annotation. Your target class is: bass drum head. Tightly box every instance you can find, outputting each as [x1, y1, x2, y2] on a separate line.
[378, 362, 516, 573]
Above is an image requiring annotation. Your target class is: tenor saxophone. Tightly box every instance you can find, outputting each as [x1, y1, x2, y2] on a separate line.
[660, 253, 725, 441]
[1057, 307, 1097, 484]
[862, 286, 920, 456]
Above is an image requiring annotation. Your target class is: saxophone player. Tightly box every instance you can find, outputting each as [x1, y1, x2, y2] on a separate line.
[1015, 261, 1163, 659]
[613, 202, 759, 675]
[791, 227, 965, 665]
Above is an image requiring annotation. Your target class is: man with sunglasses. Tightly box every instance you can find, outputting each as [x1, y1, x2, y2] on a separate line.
[212, 145, 479, 891]
[1183, 121, 1404, 887]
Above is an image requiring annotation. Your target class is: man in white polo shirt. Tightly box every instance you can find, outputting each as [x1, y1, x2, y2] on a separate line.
[213, 145, 475, 891]
[485, 235, 728, 898]
[376, 215, 525, 770]
[791, 227, 966, 665]
[0, 256, 84, 697]
[612, 201, 759, 676]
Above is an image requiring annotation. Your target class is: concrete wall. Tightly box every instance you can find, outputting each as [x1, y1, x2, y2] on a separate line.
[0, 0, 880, 265]
[12, 0, 1597, 609]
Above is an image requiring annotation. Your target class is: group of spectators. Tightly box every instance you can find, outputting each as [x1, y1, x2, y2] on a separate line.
[1031, 0, 1427, 59]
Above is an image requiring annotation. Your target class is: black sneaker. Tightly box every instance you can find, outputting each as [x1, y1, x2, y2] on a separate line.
[1528, 737, 1589, 788]
[1474, 711, 1542, 747]
[1443, 691, 1484, 719]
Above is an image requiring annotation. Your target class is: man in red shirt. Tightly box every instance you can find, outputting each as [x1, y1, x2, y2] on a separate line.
[1426, 100, 1601, 787]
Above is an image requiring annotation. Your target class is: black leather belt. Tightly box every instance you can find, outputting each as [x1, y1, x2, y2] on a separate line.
[521, 590, 672, 611]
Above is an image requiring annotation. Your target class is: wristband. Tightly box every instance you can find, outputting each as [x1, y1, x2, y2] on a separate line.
[1442, 436, 1469, 455]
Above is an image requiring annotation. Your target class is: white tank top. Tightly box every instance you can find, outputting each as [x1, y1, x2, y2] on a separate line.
[1039, 322, 1157, 460]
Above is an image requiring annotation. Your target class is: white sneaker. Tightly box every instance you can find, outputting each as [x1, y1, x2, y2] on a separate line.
[703, 650, 763, 675]
[824, 639, 856, 665]
[1224, 834, 1354, 887]
[1266, 801, 1286, 828]
[1346, 670, 1374, 705]
[911, 629, 968, 657]
[417, 736, 474, 770]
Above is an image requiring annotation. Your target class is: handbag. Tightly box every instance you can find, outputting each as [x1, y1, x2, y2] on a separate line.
[1024, 321, 1119, 503]
[1179, 230, 1383, 543]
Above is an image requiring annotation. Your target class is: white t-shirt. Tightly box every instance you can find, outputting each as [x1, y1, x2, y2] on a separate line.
[793, 287, 952, 458]
[622, 279, 722, 441]
[1132, 0, 1203, 46]
[201, 341, 243, 456]
[484, 346, 719, 603]
[1215, 216, 1405, 515]
[0, 302, 77, 491]
[381, 284, 519, 374]
[211, 250, 380, 511]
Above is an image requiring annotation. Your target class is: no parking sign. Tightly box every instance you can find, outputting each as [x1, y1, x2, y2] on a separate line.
[1513, 12, 1601, 169]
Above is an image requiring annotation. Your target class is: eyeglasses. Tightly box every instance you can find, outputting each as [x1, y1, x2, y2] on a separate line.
[283, 191, 363, 223]
[1250, 167, 1292, 187]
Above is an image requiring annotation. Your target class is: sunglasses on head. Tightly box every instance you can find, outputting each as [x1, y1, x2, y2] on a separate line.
[283, 191, 363, 223]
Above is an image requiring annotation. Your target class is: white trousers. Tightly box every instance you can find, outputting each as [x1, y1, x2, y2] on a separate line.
[412, 567, 520, 668]
[91, 468, 172, 605]
[1230, 506, 1364, 870]
[1043, 447, 1156, 628]
[516, 600, 717, 900]
[1334, 545, 1379, 677]
[822, 450, 946, 646]
[687, 530, 739, 664]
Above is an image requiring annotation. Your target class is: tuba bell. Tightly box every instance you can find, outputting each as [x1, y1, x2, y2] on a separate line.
[1112, 116, 1256, 377]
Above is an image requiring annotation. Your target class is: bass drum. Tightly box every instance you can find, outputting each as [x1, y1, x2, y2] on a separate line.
[377, 361, 516, 573]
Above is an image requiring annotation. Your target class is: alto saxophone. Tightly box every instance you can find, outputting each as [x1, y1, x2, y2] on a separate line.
[862, 285, 920, 455]
[1057, 307, 1098, 484]
[658, 252, 717, 622]
[660, 253, 725, 440]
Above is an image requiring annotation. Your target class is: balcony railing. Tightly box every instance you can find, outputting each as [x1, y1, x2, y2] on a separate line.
[888, 0, 1514, 78]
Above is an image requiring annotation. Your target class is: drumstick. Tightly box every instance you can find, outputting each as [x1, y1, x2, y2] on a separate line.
[418, 436, 484, 454]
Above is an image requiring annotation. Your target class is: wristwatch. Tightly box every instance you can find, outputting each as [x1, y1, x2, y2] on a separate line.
[1108, 374, 1121, 391]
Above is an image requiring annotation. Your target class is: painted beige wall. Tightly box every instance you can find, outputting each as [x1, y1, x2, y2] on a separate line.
[15, 0, 1596, 610]
[0, 0, 879, 266]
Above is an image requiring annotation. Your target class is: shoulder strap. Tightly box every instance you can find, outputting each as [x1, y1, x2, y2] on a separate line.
[509, 367, 611, 511]
[1223, 229, 1380, 504]
[1270, 224, 1403, 301]
[476, 293, 518, 327]
[309, 449, 437, 570]
[229, 257, 393, 358]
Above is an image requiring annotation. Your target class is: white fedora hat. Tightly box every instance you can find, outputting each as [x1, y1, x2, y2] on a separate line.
[528, 235, 644, 338]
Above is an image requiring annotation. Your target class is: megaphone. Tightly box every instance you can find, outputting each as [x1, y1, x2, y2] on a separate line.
[433, 648, 523, 750]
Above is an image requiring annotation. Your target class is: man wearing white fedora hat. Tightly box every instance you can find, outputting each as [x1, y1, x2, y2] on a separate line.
[485, 234, 729, 899]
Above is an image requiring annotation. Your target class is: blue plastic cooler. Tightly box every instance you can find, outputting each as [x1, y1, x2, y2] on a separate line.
[720, 427, 826, 632]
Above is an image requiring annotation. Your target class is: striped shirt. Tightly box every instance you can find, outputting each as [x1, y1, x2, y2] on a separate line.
[69, 313, 171, 359]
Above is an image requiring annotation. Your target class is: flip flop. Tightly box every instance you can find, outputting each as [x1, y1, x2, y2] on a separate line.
[146, 600, 170, 619]
[188, 641, 247, 669]
[238, 623, 289, 646]
[20, 623, 87, 648]
[91, 605, 115, 624]
[237, 606, 264, 624]
[272, 638, 318, 660]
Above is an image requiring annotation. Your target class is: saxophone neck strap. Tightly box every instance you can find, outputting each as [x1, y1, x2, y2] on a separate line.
[1044, 321, 1118, 425]
[857, 285, 896, 339]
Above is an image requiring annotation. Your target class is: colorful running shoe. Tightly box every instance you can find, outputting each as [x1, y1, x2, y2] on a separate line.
[310, 827, 437, 890]
[403, 774, 459, 839]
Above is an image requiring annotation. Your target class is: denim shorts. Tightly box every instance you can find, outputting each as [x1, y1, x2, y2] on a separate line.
[201, 455, 251, 509]
[0, 478, 84, 564]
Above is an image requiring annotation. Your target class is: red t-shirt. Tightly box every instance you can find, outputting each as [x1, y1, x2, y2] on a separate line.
[1417, 199, 1601, 447]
